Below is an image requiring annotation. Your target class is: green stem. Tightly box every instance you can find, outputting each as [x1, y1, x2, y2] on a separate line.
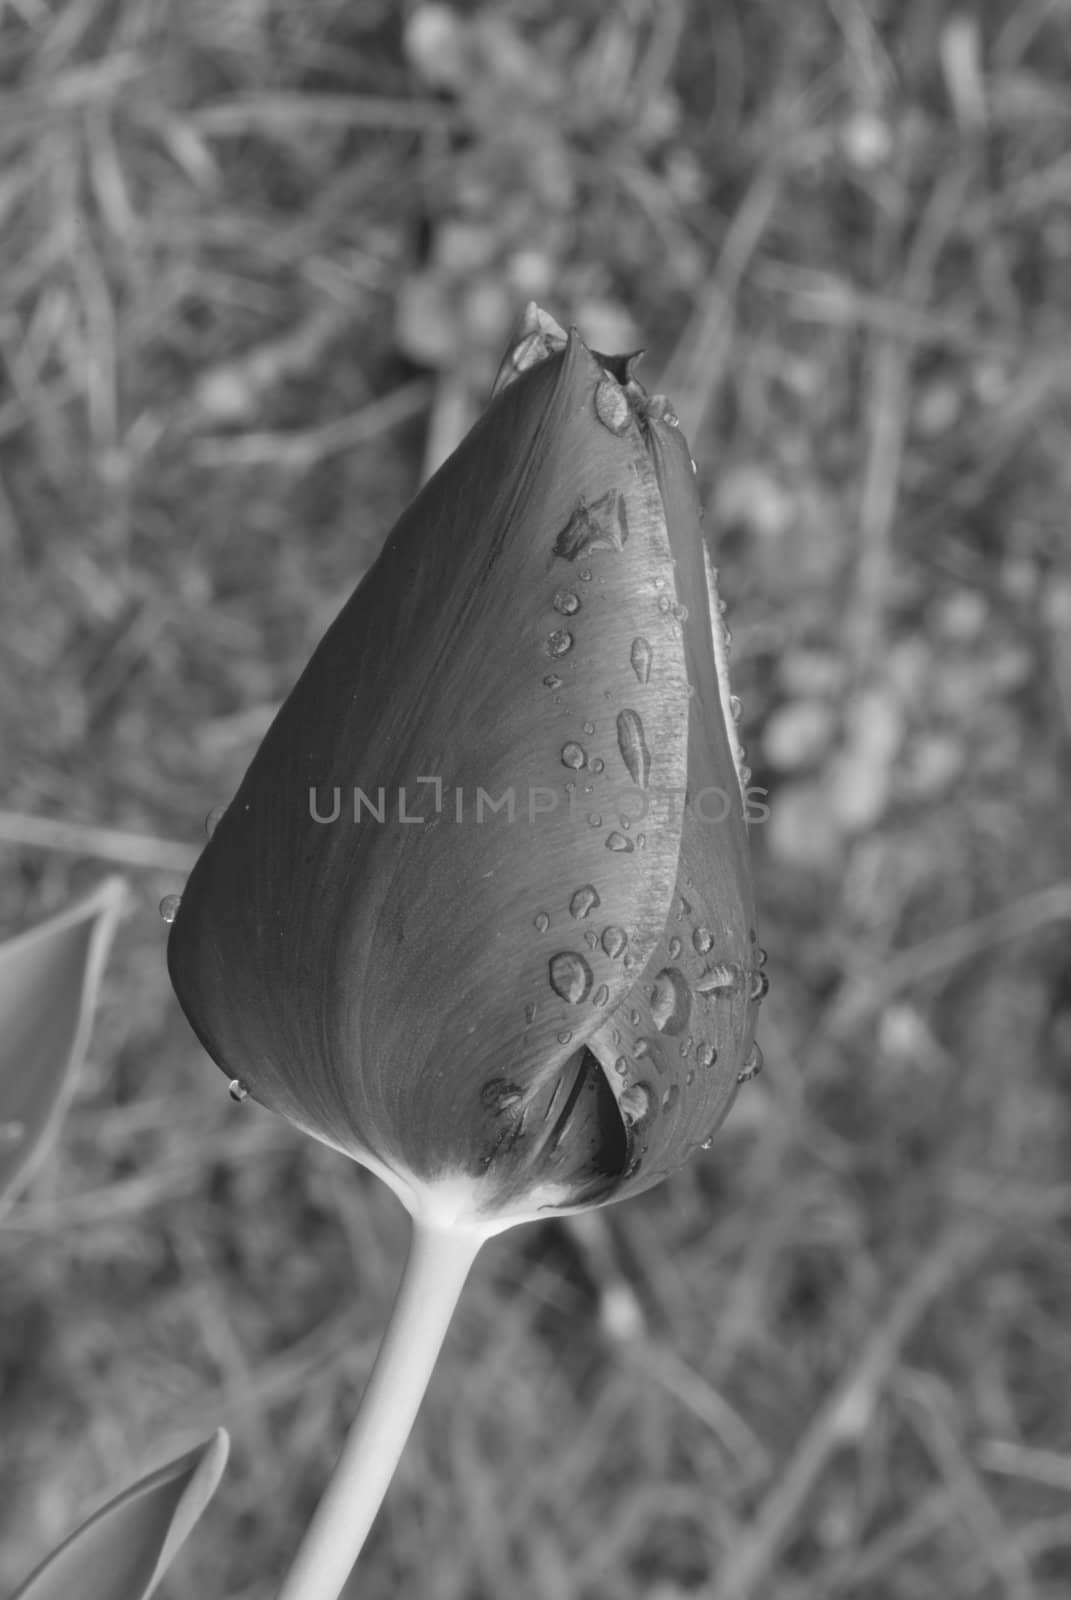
[274, 1218, 484, 1600]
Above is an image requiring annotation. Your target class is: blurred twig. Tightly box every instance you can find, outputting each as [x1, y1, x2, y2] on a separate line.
[0, 813, 198, 871]
[710, 1225, 988, 1600]
[829, 881, 1071, 1033]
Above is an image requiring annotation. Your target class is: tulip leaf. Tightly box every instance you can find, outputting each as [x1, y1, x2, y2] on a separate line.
[0, 876, 127, 1213]
[9, 1430, 229, 1600]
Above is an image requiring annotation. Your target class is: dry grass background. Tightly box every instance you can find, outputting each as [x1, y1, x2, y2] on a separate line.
[2, 1, 1071, 1596]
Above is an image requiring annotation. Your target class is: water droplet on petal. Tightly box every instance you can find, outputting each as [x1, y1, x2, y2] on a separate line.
[543, 673, 563, 689]
[629, 1009, 641, 1026]
[561, 742, 586, 770]
[749, 970, 770, 1002]
[553, 589, 581, 615]
[614, 1056, 628, 1076]
[534, 911, 550, 933]
[545, 630, 573, 658]
[592, 984, 610, 1006]
[685, 1068, 695, 1085]
[630, 636, 652, 684]
[693, 927, 714, 954]
[696, 1043, 718, 1069]
[616, 709, 651, 788]
[588, 813, 603, 828]
[634, 1039, 650, 1058]
[590, 756, 605, 774]
[204, 806, 226, 837]
[582, 720, 595, 736]
[579, 568, 592, 581]
[606, 831, 634, 852]
[730, 694, 743, 721]
[756, 945, 768, 967]
[602, 926, 628, 959]
[671, 602, 688, 622]
[662, 1084, 680, 1113]
[558, 1030, 573, 1045]
[549, 951, 593, 1004]
[159, 894, 182, 924]
[595, 377, 630, 434]
[584, 930, 599, 950]
[738, 1042, 764, 1083]
[668, 936, 682, 959]
[619, 1083, 651, 1124]
[228, 1079, 249, 1103]
[569, 884, 600, 919]
[695, 963, 738, 995]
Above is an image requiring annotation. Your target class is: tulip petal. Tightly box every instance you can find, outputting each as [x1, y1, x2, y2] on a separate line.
[584, 408, 760, 1199]
[169, 335, 694, 1220]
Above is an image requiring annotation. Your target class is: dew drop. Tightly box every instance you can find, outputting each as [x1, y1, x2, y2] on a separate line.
[695, 963, 738, 995]
[588, 813, 602, 828]
[204, 806, 226, 837]
[749, 970, 770, 1002]
[543, 673, 563, 689]
[561, 742, 586, 770]
[582, 720, 595, 736]
[671, 602, 688, 622]
[693, 927, 715, 954]
[545, 629, 573, 658]
[756, 944, 768, 967]
[534, 911, 550, 933]
[668, 936, 682, 959]
[662, 1084, 680, 1114]
[569, 884, 600, 919]
[677, 895, 692, 919]
[228, 1079, 249, 1103]
[680, 1036, 693, 1056]
[619, 816, 631, 831]
[654, 576, 666, 590]
[730, 694, 743, 721]
[606, 832, 634, 852]
[592, 983, 610, 1006]
[614, 1056, 628, 1076]
[558, 1030, 573, 1045]
[548, 951, 593, 1004]
[630, 636, 653, 684]
[579, 569, 592, 581]
[159, 894, 182, 924]
[553, 589, 581, 615]
[696, 1043, 718, 1069]
[634, 1039, 650, 1058]
[590, 756, 605, 774]
[629, 1009, 642, 1026]
[616, 709, 651, 788]
[740, 765, 753, 785]
[738, 1042, 764, 1083]
[619, 1083, 651, 1125]
[595, 377, 630, 434]
[584, 930, 599, 950]
[636, 833, 646, 848]
[685, 1068, 695, 1085]
[602, 926, 628, 959]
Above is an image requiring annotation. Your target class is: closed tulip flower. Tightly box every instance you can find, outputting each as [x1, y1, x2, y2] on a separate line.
[167, 304, 765, 1600]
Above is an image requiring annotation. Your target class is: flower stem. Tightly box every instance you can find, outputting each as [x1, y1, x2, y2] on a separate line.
[274, 1218, 484, 1600]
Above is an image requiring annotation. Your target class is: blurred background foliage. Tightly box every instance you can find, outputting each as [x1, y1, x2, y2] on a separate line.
[2, 1, 1071, 1596]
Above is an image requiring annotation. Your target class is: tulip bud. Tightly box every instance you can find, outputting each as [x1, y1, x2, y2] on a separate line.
[168, 304, 764, 1236]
